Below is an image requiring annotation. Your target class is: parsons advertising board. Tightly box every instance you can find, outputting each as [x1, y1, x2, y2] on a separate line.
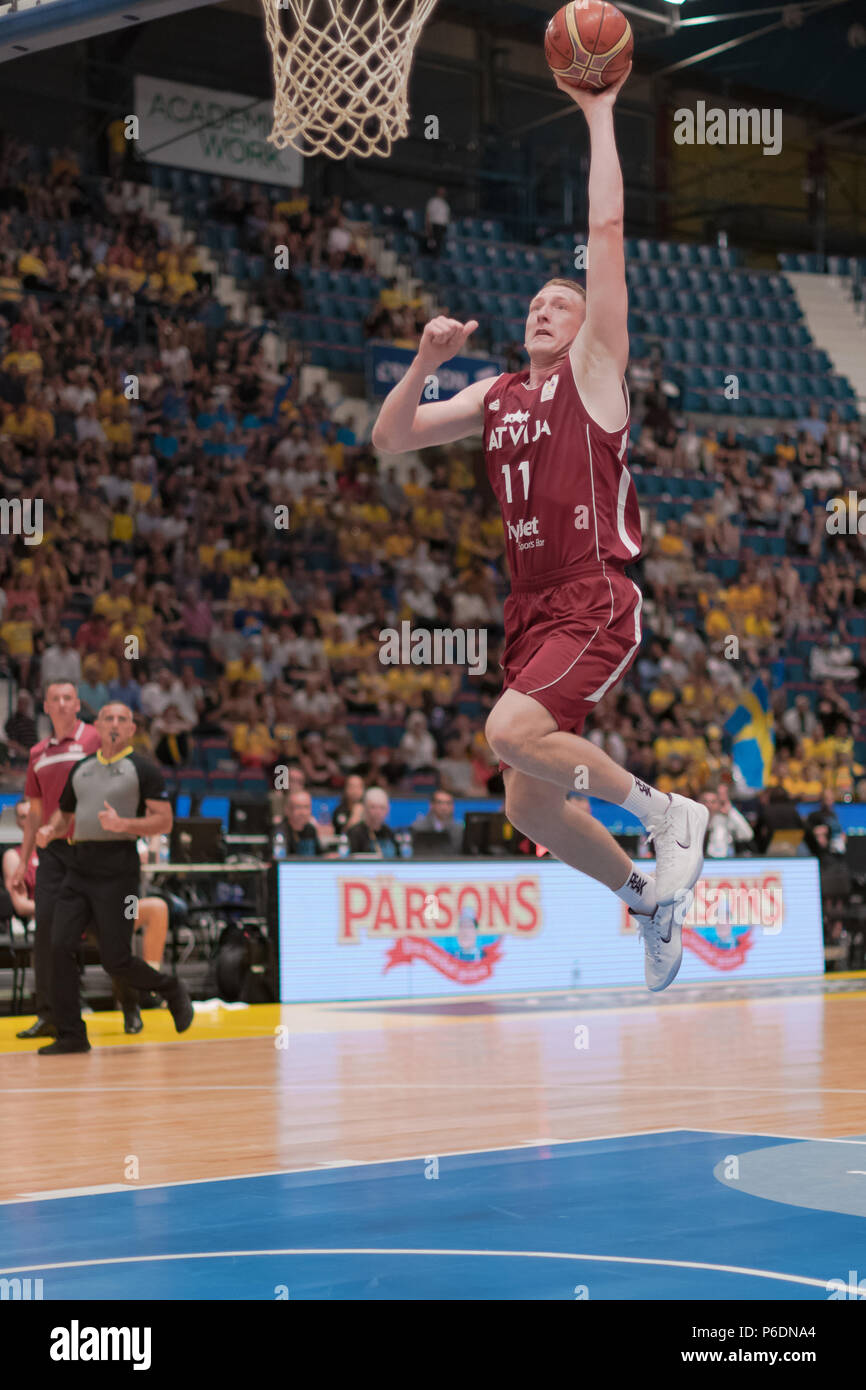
[135, 75, 302, 185]
[278, 857, 823, 1002]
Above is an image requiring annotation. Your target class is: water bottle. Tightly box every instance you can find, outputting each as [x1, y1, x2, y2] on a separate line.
[272, 830, 287, 861]
[399, 831, 412, 860]
[337, 833, 349, 859]
[158, 834, 170, 864]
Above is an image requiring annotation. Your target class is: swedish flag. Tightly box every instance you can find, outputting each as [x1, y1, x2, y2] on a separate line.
[724, 677, 775, 791]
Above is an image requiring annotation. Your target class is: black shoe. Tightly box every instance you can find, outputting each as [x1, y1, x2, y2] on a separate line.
[138, 991, 161, 1010]
[166, 982, 194, 1034]
[123, 1004, 143, 1034]
[16, 1018, 56, 1039]
[38, 1038, 91, 1055]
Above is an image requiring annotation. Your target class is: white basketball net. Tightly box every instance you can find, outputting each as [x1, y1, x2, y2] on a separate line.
[261, 0, 439, 160]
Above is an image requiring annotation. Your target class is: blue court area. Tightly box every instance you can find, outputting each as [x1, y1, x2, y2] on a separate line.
[2, 1130, 865, 1299]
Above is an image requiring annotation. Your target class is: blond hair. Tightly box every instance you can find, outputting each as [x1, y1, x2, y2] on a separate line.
[541, 277, 586, 300]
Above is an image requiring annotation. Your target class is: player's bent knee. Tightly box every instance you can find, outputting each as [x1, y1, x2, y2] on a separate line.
[504, 779, 550, 835]
[504, 793, 535, 836]
[485, 709, 523, 766]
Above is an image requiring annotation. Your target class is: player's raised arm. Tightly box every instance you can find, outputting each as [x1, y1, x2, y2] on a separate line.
[557, 65, 631, 407]
[371, 316, 498, 453]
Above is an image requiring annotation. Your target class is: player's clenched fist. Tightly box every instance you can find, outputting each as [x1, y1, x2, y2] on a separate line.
[417, 316, 479, 371]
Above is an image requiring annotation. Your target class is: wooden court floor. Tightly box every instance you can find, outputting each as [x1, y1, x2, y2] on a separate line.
[3, 984, 866, 1203]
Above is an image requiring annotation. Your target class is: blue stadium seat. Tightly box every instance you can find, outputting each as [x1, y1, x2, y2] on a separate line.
[675, 290, 699, 315]
[200, 741, 232, 771]
[179, 772, 207, 796]
[631, 287, 657, 311]
[206, 779, 238, 797]
[830, 376, 855, 399]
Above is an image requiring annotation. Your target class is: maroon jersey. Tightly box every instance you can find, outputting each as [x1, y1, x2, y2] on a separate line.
[24, 720, 102, 828]
[483, 365, 641, 584]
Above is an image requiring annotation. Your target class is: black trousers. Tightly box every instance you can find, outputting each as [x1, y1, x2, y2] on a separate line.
[52, 861, 180, 1044]
[32, 844, 72, 1022]
[33, 843, 133, 1021]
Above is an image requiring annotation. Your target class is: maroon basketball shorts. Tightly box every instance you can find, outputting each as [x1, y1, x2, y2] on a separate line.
[499, 563, 642, 756]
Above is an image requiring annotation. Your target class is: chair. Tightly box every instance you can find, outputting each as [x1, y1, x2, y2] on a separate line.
[0, 905, 31, 1014]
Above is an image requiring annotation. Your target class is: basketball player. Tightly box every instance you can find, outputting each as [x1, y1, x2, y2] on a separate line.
[372, 63, 708, 990]
[12, 682, 101, 1038]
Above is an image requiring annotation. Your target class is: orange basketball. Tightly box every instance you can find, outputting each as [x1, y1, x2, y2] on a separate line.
[544, 0, 633, 91]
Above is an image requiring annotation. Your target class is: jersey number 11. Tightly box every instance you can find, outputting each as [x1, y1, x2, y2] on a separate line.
[501, 460, 529, 504]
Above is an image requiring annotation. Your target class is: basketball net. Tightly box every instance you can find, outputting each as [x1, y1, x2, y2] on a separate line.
[261, 0, 438, 160]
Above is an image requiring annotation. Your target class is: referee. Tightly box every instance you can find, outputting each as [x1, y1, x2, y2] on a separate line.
[35, 702, 194, 1055]
[12, 682, 101, 1039]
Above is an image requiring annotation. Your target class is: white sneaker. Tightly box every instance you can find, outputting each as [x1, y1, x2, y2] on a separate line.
[635, 889, 694, 992]
[647, 793, 709, 904]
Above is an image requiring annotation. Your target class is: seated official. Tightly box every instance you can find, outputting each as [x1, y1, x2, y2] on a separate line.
[347, 786, 398, 857]
[136, 834, 171, 968]
[332, 772, 366, 835]
[279, 790, 324, 856]
[2, 797, 38, 925]
[412, 788, 464, 854]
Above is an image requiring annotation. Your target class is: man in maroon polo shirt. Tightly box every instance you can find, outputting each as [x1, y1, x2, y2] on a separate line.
[12, 682, 101, 1038]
